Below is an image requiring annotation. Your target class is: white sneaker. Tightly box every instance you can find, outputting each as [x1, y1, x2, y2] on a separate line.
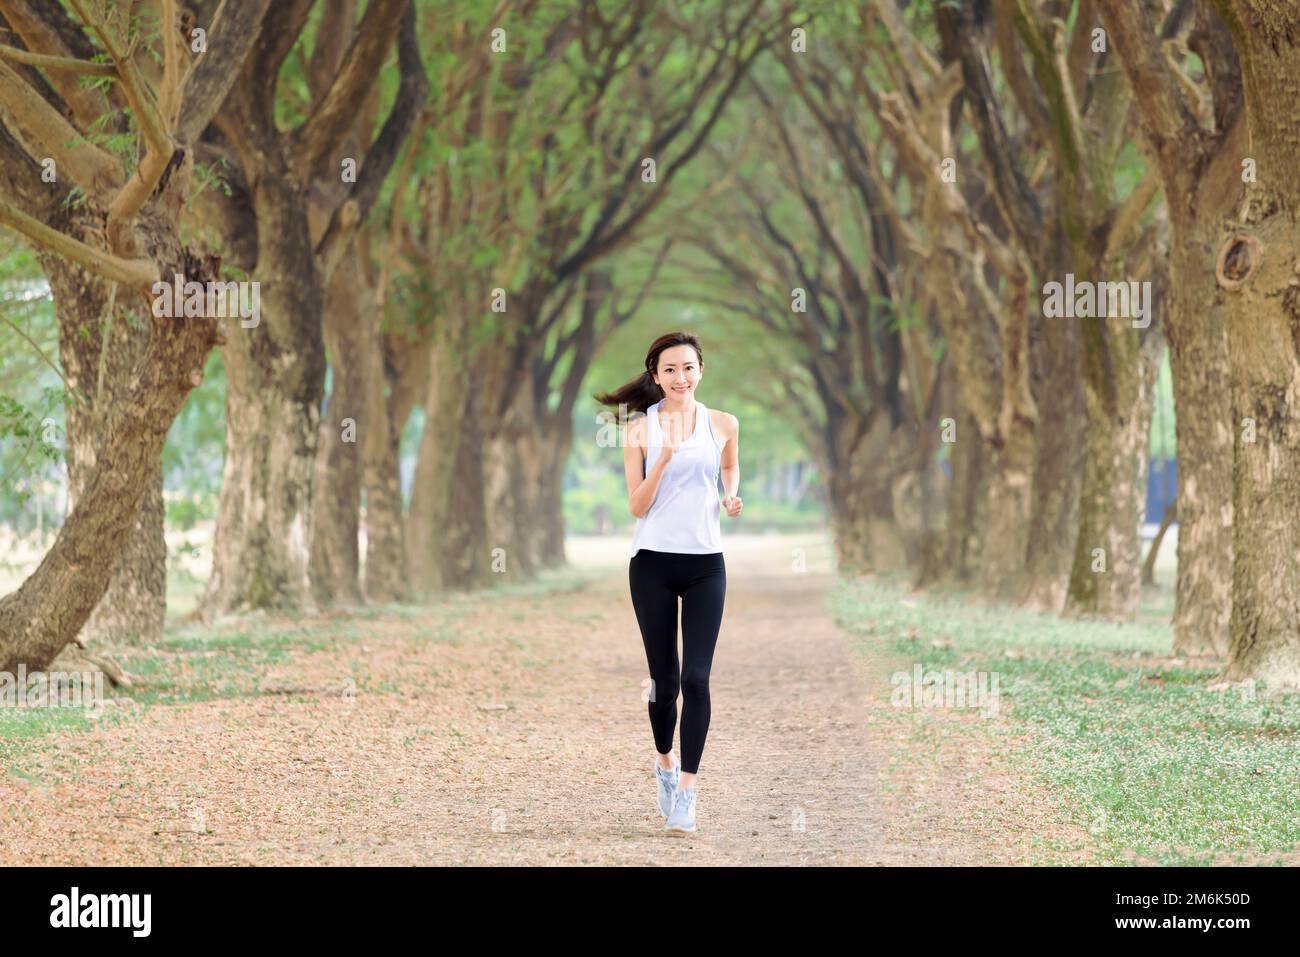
[664, 786, 696, 834]
[655, 759, 680, 817]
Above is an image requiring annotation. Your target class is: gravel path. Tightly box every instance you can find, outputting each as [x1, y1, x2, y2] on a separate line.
[1, 536, 1089, 865]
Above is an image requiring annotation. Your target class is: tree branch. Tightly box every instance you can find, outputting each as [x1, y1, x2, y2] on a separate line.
[1095, 0, 1203, 169]
[67, 0, 170, 159]
[0, 0, 114, 129]
[0, 59, 122, 202]
[0, 199, 158, 290]
[315, 0, 428, 281]
[0, 42, 114, 74]
[176, 0, 271, 143]
[293, 0, 410, 180]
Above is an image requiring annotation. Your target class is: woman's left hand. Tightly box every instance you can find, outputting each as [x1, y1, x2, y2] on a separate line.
[722, 495, 743, 518]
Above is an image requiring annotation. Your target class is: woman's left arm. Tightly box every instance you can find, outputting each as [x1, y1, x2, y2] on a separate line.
[720, 414, 742, 516]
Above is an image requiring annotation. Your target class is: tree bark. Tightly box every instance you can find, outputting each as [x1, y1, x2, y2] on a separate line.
[406, 316, 473, 595]
[1166, 219, 1234, 653]
[1210, 0, 1300, 685]
[45, 255, 166, 645]
[308, 248, 371, 607]
[534, 427, 574, 569]
[1018, 312, 1085, 612]
[0, 249, 219, 671]
[941, 410, 990, 585]
[1095, 0, 1243, 654]
[825, 412, 899, 575]
[1221, 210, 1300, 686]
[481, 370, 539, 584]
[200, 172, 325, 617]
[1065, 313, 1163, 618]
[440, 378, 495, 589]
[361, 328, 425, 603]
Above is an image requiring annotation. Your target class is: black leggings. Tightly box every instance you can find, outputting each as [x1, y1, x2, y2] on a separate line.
[628, 549, 727, 775]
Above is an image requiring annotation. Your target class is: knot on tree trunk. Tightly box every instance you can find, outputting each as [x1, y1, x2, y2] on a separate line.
[1216, 234, 1263, 291]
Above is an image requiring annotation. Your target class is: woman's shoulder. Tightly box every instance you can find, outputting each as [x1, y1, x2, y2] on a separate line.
[708, 407, 738, 440]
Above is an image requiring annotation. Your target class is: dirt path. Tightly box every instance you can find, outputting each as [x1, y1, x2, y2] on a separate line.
[1, 535, 1088, 865]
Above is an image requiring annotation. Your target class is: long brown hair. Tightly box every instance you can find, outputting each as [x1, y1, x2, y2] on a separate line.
[593, 331, 704, 417]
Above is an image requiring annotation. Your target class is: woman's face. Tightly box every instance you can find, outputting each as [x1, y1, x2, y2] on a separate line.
[653, 345, 702, 399]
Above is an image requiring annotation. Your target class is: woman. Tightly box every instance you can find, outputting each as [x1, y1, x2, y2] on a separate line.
[594, 331, 742, 835]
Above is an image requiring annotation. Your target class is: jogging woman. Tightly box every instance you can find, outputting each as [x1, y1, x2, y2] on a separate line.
[594, 331, 742, 835]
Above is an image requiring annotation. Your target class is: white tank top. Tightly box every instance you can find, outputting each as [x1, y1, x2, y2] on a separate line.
[630, 398, 724, 556]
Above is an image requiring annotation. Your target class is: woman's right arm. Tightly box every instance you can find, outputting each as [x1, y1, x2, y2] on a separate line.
[625, 417, 674, 518]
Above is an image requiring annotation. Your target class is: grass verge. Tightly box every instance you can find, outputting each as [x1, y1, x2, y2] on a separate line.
[831, 576, 1300, 865]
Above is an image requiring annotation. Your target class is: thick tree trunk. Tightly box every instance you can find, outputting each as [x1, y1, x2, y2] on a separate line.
[1220, 213, 1300, 686]
[1166, 224, 1234, 654]
[482, 380, 538, 583]
[81, 470, 166, 641]
[979, 428, 1037, 601]
[406, 317, 473, 594]
[1018, 312, 1085, 611]
[200, 175, 326, 618]
[922, 409, 989, 587]
[361, 331, 424, 603]
[534, 426, 574, 569]
[440, 380, 495, 589]
[308, 252, 371, 607]
[826, 412, 898, 575]
[46, 258, 167, 645]
[1097, 0, 1242, 655]
[0, 254, 219, 671]
[1066, 317, 1161, 619]
[1205, 0, 1300, 687]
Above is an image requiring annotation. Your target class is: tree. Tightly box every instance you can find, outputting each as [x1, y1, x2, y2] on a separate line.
[1207, 0, 1300, 688]
[0, 0, 269, 669]
[1095, 0, 1240, 656]
[197, 0, 424, 617]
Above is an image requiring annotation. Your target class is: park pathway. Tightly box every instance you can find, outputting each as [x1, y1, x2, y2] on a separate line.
[2, 534, 1086, 865]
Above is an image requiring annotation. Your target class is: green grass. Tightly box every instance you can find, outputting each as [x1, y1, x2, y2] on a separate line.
[119, 625, 344, 706]
[832, 576, 1300, 865]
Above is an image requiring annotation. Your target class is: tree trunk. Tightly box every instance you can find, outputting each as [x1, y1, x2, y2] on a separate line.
[1220, 213, 1300, 686]
[921, 409, 988, 587]
[1203, 0, 1300, 687]
[979, 429, 1037, 601]
[1165, 219, 1234, 655]
[0, 252, 220, 671]
[1096, 0, 1242, 655]
[826, 412, 898, 575]
[1018, 312, 1085, 611]
[406, 316, 473, 595]
[308, 251, 371, 608]
[200, 174, 326, 618]
[361, 330, 425, 603]
[1065, 316, 1161, 619]
[482, 379, 538, 583]
[534, 430, 572, 569]
[45, 257, 167, 645]
[440, 379, 495, 589]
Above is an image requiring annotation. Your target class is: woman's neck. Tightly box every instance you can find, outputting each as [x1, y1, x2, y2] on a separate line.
[659, 393, 697, 416]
